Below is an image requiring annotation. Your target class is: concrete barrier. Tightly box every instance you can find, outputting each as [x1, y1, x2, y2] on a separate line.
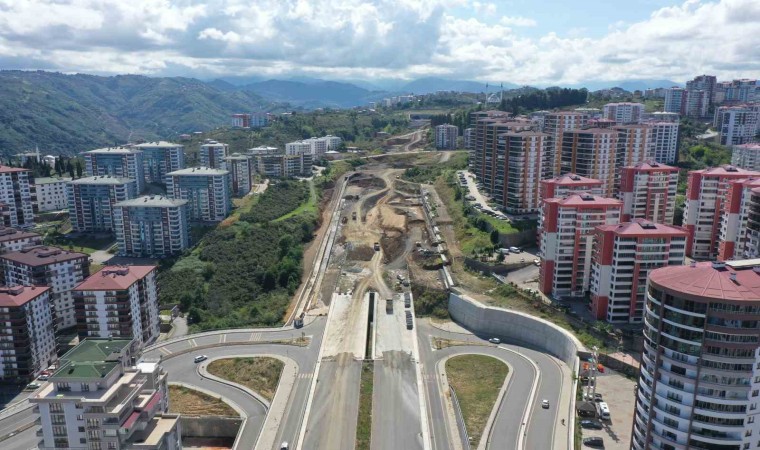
[448, 289, 585, 366]
[180, 416, 242, 438]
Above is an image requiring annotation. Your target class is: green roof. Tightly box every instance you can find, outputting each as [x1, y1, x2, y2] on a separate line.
[55, 361, 119, 379]
[52, 339, 132, 379]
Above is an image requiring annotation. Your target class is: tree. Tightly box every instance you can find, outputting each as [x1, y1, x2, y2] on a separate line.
[490, 229, 500, 245]
[75, 161, 83, 178]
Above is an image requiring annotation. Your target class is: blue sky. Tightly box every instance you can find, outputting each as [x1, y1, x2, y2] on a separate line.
[0, 0, 756, 85]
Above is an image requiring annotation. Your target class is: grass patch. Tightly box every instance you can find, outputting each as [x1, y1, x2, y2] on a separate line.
[275, 179, 317, 222]
[168, 385, 237, 416]
[356, 362, 374, 450]
[206, 357, 284, 402]
[47, 232, 114, 255]
[446, 355, 509, 447]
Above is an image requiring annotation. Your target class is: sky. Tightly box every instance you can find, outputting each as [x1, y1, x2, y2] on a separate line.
[0, 0, 758, 85]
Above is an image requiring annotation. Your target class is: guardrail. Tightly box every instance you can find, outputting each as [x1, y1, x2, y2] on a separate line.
[449, 385, 470, 449]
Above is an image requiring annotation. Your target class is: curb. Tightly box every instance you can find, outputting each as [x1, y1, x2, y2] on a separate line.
[168, 381, 247, 418]
[479, 358, 513, 450]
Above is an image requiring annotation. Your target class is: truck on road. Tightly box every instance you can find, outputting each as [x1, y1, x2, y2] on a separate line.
[386, 298, 393, 314]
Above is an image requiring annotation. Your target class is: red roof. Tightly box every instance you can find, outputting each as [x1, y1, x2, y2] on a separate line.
[0, 165, 30, 174]
[691, 165, 760, 177]
[542, 173, 603, 186]
[0, 286, 50, 307]
[649, 262, 760, 302]
[596, 219, 687, 237]
[544, 193, 622, 207]
[0, 246, 88, 267]
[624, 160, 678, 172]
[74, 266, 156, 291]
[122, 410, 140, 429]
[0, 227, 41, 243]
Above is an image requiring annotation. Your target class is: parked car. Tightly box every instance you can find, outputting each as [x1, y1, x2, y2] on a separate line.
[488, 337, 501, 344]
[37, 374, 49, 381]
[541, 399, 550, 409]
[583, 437, 604, 448]
[580, 420, 603, 430]
[25, 383, 41, 390]
[193, 355, 208, 363]
[594, 393, 603, 402]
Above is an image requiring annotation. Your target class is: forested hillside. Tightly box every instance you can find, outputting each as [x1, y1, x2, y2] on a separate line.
[0, 71, 267, 157]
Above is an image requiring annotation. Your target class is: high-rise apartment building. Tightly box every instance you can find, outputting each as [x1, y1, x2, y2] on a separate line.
[538, 193, 622, 299]
[717, 177, 760, 261]
[560, 128, 619, 196]
[646, 121, 680, 164]
[29, 338, 182, 450]
[685, 74, 717, 106]
[619, 161, 679, 224]
[82, 147, 145, 193]
[0, 227, 42, 253]
[746, 188, 760, 258]
[0, 285, 56, 381]
[589, 220, 686, 323]
[615, 124, 656, 171]
[435, 124, 458, 150]
[1, 246, 90, 331]
[134, 142, 185, 185]
[74, 265, 160, 348]
[732, 143, 760, 171]
[603, 102, 645, 123]
[543, 111, 589, 176]
[664, 87, 709, 117]
[714, 105, 759, 146]
[714, 78, 759, 104]
[34, 177, 71, 212]
[632, 260, 760, 450]
[166, 168, 232, 222]
[498, 131, 551, 214]
[252, 154, 311, 179]
[67, 176, 137, 232]
[684, 165, 760, 259]
[225, 153, 255, 196]
[199, 141, 229, 170]
[0, 166, 35, 228]
[113, 196, 190, 258]
[463, 128, 475, 150]
[540, 173, 603, 200]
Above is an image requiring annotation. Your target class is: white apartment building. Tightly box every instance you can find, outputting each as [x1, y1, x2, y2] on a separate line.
[714, 105, 760, 146]
[0, 285, 56, 381]
[199, 141, 229, 170]
[589, 220, 686, 323]
[632, 260, 760, 450]
[0, 165, 35, 228]
[113, 197, 190, 258]
[619, 161, 679, 224]
[134, 141, 186, 184]
[73, 266, 160, 348]
[538, 193, 622, 299]
[29, 338, 182, 450]
[224, 153, 255, 196]
[165, 167, 232, 222]
[646, 121, 680, 164]
[732, 143, 760, 171]
[435, 124, 458, 150]
[82, 147, 146, 194]
[0, 227, 42, 253]
[1, 246, 90, 331]
[35, 177, 71, 212]
[540, 173, 603, 201]
[603, 102, 645, 124]
[67, 176, 138, 232]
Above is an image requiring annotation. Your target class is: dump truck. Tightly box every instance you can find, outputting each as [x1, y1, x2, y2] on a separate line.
[386, 298, 393, 314]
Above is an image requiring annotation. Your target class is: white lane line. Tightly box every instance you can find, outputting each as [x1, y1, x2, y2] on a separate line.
[158, 347, 172, 355]
[190, 339, 198, 348]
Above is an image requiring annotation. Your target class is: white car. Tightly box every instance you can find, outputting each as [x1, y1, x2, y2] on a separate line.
[488, 337, 501, 344]
[541, 399, 550, 409]
[193, 355, 208, 363]
[281, 443, 289, 450]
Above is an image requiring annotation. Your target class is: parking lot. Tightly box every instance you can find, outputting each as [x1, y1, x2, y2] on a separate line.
[579, 368, 636, 450]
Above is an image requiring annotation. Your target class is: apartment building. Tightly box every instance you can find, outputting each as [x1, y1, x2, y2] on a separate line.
[285, 140, 313, 156]
[746, 188, 760, 258]
[664, 87, 709, 117]
[632, 260, 760, 450]
[435, 124, 458, 150]
[497, 131, 551, 214]
[717, 177, 760, 261]
[685, 74, 717, 106]
[225, 153, 255, 196]
[113, 197, 190, 258]
[645, 121, 680, 164]
[463, 128, 475, 150]
[538, 193, 622, 299]
[543, 111, 589, 176]
[29, 338, 181, 450]
[82, 147, 145, 194]
[165, 168, 232, 222]
[589, 220, 686, 323]
[603, 102, 645, 124]
[619, 161, 679, 224]
[73, 265, 160, 348]
[731, 143, 760, 171]
[614, 125, 656, 187]
[134, 142, 185, 185]
[714, 78, 759, 104]
[540, 173, 603, 201]
[247, 146, 280, 156]
[250, 112, 270, 128]
[0, 165, 35, 228]
[68, 176, 138, 232]
[231, 113, 250, 128]
[199, 141, 229, 170]
[472, 117, 534, 202]
[683, 165, 760, 259]
[714, 105, 759, 146]
[467, 110, 511, 170]
[34, 177, 71, 212]
[560, 128, 618, 196]
[0, 285, 56, 381]
[1, 246, 90, 331]
[0, 227, 42, 253]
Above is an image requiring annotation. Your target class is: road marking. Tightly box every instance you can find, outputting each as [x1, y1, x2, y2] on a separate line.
[158, 347, 172, 355]
[250, 332, 261, 341]
[297, 373, 313, 379]
[189, 339, 197, 348]
[222, 334, 227, 343]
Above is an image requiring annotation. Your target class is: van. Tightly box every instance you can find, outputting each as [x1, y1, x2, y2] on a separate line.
[597, 401, 610, 420]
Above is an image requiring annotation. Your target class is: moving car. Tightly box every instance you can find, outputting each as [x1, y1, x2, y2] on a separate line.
[583, 437, 604, 448]
[580, 420, 603, 430]
[25, 383, 41, 390]
[488, 337, 501, 344]
[280, 443, 289, 450]
[193, 355, 208, 363]
[541, 399, 550, 409]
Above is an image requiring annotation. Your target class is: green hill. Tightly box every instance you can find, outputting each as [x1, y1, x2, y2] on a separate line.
[0, 71, 268, 157]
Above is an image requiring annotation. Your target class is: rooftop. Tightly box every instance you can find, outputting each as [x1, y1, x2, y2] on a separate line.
[624, 160, 678, 171]
[59, 338, 132, 364]
[0, 165, 30, 174]
[567, 127, 616, 135]
[542, 173, 603, 186]
[545, 193, 622, 207]
[0, 285, 50, 307]
[691, 165, 760, 177]
[74, 265, 156, 291]
[0, 227, 40, 243]
[649, 261, 760, 302]
[84, 146, 141, 155]
[733, 143, 760, 150]
[167, 167, 229, 176]
[596, 219, 687, 236]
[0, 246, 88, 267]
[69, 175, 134, 185]
[115, 196, 188, 208]
[225, 153, 252, 160]
[34, 177, 72, 184]
[133, 141, 182, 148]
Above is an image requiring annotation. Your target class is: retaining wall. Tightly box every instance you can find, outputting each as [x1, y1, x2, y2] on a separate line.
[180, 416, 242, 438]
[448, 289, 585, 366]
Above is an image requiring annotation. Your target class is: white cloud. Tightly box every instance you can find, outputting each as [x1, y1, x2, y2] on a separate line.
[0, 0, 755, 85]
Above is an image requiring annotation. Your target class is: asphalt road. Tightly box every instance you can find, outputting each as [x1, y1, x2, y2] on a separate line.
[372, 351, 424, 450]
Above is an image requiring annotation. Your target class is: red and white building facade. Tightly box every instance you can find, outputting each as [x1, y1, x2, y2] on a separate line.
[539, 193, 622, 299]
[746, 187, 760, 258]
[589, 220, 687, 323]
[618, 161, 679, 224]
[540, 173, 603, 201]
[717, 177, 760, 261]
[560, 128, 619, 196]
[683, 165, 760, 259]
